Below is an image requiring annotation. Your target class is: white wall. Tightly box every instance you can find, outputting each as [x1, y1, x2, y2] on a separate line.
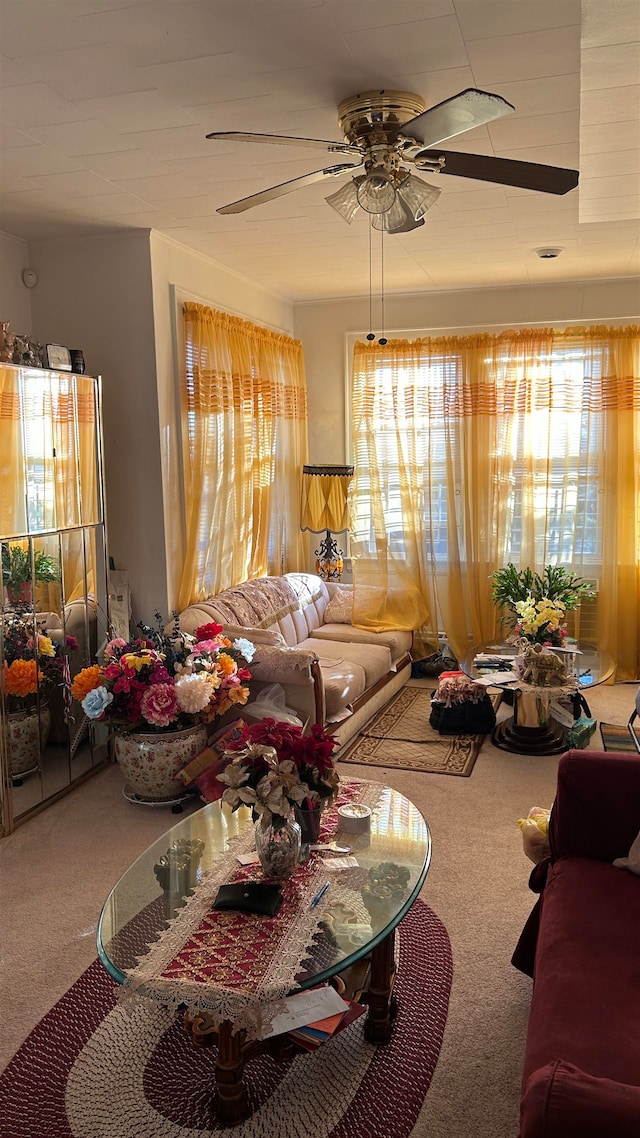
[26, 230, 164, 623]
[294, 277, 640, 462]
[0, 231, 32, 336]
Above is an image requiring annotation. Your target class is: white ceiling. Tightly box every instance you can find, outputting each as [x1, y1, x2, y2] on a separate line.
[0, 0, 639, 302]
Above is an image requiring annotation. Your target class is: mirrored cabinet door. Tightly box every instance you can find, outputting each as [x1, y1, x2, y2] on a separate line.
[0, 364, 110, 836]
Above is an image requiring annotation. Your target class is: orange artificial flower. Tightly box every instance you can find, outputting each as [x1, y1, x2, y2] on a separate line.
[216, 653, 237, 676]
[4, 659, 42, 698]
[71, 665, 103, 701]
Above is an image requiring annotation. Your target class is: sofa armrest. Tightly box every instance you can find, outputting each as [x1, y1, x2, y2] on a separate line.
[248, 647, 324, 728]
[550, 749, 640, 863]
[250, 644, 319, 682]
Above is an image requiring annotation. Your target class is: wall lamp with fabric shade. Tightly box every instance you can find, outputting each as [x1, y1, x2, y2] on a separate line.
[300, 464, 354, 581]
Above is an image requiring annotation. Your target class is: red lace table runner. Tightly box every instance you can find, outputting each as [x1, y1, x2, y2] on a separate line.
[122, 778, 384, 1038]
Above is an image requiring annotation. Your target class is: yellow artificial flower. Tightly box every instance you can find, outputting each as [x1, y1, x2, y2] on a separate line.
[37, 635, 56, 657]
[122, 651, 156, 671]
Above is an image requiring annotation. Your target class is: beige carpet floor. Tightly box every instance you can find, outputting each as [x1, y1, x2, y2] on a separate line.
[0, 679, 636, 1138]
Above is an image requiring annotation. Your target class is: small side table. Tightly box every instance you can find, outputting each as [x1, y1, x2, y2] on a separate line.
[462, 641, 615, 756]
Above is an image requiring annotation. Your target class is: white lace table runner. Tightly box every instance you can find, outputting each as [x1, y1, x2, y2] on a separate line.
[121, 778, 384, 1039]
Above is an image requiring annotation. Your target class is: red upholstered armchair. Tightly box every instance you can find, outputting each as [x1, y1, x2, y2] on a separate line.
[512, 749, 640, 1138]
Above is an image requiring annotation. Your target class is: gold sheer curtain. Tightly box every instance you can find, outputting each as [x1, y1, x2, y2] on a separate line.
[0, 365, 26, 538]
[350, 326, 640, 679]
[178, 303, 308, 610]
[0, 365, 99, 600]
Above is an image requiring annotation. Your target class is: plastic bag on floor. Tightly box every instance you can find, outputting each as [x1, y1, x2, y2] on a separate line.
[518, 807, 551, 864]
[245, 683, 303, 726]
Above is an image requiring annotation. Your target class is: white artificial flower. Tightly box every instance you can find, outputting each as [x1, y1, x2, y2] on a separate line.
[174, 673, 212, 713]
[233, 637, 256, 662]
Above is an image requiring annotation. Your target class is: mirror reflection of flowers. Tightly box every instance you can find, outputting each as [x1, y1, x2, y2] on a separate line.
[70, 614, 255, 733]
[217, 718, 338, 829]
[2, 608, 78, 713]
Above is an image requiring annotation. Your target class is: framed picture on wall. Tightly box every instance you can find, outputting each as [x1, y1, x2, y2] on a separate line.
[45, 343, 72, 371]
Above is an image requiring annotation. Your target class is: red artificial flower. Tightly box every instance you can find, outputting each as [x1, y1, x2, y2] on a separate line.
[194, 622, 223, 641]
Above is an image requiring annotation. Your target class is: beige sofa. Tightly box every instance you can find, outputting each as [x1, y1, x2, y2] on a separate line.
[176, 573, 413, 751]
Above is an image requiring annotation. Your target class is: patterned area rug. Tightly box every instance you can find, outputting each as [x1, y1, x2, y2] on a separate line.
[600, 721, 639, 753]
[341, 686, 497, 776]
[0, 900, 452, 1138]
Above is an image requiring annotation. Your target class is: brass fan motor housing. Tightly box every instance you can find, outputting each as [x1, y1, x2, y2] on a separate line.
[337, 90, 427, 147]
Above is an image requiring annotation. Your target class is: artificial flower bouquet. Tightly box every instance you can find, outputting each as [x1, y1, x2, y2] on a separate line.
[2, 609, 78, 713]
[489, 563, 594, 647]
[71, 613, 255, 733]
[216, 718, 339, 829]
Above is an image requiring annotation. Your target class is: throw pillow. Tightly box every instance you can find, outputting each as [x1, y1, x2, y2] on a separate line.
[324, 586, 353, 624]
[613, 828, 640, 875]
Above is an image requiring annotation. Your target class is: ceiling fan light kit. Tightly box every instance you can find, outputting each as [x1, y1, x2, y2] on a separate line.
[208, 86, 579, 227]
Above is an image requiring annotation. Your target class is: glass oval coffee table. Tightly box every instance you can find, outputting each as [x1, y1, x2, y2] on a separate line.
[462, 640, 615, 755]
[97, 781, 431, 1126]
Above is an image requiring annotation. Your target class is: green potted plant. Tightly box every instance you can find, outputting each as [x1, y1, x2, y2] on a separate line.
[2, 542, 60, 607]
[489, 563, 595, 646]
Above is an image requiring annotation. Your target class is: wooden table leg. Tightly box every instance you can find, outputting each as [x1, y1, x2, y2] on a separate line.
[212, 1019, 251, 1127]
[184, 1011, 251, 1126]
[363, 928, 397, 1043]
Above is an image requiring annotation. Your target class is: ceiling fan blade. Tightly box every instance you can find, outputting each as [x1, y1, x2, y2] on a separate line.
[395, 88, 514, 149]
[216, 162, 363, 215]
[206, 130, 356, 154]
[414, 150, 579, 195]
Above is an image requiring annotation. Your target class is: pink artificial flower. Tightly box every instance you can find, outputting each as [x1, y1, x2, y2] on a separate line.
[66, 635, 79, 650]
[192, 639, 223, 654]
[104, 638, 127, 659]
[140, 682, 179, 727]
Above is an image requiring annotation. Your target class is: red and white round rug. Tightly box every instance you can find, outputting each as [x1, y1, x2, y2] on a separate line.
[0, 899, 452, 1138]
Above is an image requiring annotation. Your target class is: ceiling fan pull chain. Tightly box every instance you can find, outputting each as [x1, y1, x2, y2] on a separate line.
[379, 229, 387, 346]
[366, 223, 375, 341]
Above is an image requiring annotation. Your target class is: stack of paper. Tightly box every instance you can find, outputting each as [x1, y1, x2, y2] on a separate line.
[264, 984, 365, 1050]
[287, 1000, 366, 1051]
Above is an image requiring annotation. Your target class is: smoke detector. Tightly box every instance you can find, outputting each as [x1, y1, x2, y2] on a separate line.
[535, 247, 563, 259]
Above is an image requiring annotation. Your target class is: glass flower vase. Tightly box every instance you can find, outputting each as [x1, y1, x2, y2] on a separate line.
[255, 811, 301, 879]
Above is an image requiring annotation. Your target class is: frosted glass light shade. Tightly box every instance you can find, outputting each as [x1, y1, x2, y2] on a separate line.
[356, 172, 397, 214]
[399, 174, 441, 219]
[325, 180, 360, 224]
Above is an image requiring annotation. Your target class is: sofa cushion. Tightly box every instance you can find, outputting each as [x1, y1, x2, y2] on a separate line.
[324, 586, 353, 623]
[523, 856, 640, 1090]
[298, 636, 392, 690]
[310, 622, 412, 664]
[521, 1060, 640, 1138]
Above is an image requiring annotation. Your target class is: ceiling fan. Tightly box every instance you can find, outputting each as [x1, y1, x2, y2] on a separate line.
[206, 88, 579, 234]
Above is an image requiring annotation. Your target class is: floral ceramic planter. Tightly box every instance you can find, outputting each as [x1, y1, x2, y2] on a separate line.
[8, 702, 51, 778]
[114, 723, 208, 801]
